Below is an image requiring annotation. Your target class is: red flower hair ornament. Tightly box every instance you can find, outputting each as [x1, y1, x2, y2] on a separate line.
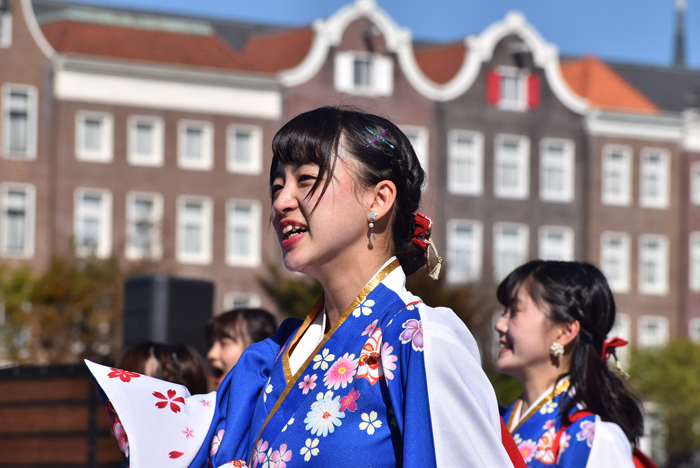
[412, 212, 443, 280]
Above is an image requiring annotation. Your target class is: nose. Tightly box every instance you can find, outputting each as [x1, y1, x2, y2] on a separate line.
[272, 181, 299, 215]
[207, 342, 219, 362]
[494, 313, 508, 335]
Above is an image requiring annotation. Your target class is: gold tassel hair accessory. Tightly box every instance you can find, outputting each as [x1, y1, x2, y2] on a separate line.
[411, 212, 443, 280]
[602, 336, 630, 380]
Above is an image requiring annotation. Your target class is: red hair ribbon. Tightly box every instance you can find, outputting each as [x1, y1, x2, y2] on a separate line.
[412, 212, 433, 250]
[601, 336, 628, 362]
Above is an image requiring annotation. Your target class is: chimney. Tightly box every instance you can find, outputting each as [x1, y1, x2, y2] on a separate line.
[674, 0, 686, 67]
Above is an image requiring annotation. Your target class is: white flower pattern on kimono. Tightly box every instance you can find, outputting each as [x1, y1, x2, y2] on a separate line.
[352, 299, 375, 317]
[540, 400, 558, 414]
[312, 348, 335, 371]
[282, 416, 294, 432]
[304, 391, 344, 437]
[299, 438, 320, 462]
[264, 377, 273, 403]
[359, 411, 382, 435]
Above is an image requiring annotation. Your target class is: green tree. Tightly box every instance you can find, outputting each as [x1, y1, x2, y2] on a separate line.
[0, 264, 35, 362]
[258, 262, 324, 320]
[630, 339, 700, 467]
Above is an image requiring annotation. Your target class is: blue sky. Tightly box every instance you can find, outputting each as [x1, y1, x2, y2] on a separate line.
[73, 0, 700, 68]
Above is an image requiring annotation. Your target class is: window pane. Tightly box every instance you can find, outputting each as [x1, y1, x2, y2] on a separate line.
[8, 92, 28, 153]
[185, 127, 202, 159]
[135, 123, 153, 155]
[354, 58, 373, 87]
[84, 118, 102, 151]
[6, 190, 27, 253]
[184, 224, 201, 253]
[234, 131, 251, 163]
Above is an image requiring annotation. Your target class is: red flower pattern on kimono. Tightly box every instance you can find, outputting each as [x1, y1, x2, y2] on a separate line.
[339, 389, 360, 412]
[153, 389, 186, 413]
[357, 328, 384, 385]
[534, 427, 557, 464]
[107, 368, 141, 383]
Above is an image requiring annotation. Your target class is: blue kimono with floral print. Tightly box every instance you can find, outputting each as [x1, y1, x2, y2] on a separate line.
[501, 382, 596, 467]
[191, 263, 436, 468]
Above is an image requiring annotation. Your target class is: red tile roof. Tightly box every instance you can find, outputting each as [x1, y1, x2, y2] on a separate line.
[560, 56, 659, 113]
[415, 43, 467, 84]
[41, 20, 252, 71]
[242, 28, 314, 73]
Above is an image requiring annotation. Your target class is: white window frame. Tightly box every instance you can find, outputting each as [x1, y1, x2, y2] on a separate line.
[223, 292, 262, 311]
[0, 9, 12, 49]
[334, 51, 394, 97]
[74, 188, 112, 259]
[401, 125, 429, 186]
[127, 115, 164, 167]
[226, 199, 262, 268]
[446, 219, 483, 284]
[638, 234, 669, 295]
[689, 317, 700, 344]
[448, 130, 484, 196]
[689, 232, 700, 292]
[690, 161, 700, 205]
[177, 120, 213, 171]
[637, 315, 669, 348]
[1, 84, 38, 159]
[494, 134, 530, 199]
[0, 183, 35, 258]
[125, 192, 163, 261]
[639, 148, 670, 209]
[538, 226, 574, 261]
[539, 138, 575, 202]
[601, 145, 632, 206]
[496, 66, 529, 111]
[176, 195, 212, 265]
[226, 124, 262, 175]
[493, 222, 529, 282]
[75, 111, 114, 163]
[600, 231, 631, 293]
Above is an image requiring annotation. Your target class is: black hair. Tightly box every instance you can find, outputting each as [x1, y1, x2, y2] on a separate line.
[270, 106, 427, 275]
[496, 260, 644, 444]
[205, 308, 278, 347]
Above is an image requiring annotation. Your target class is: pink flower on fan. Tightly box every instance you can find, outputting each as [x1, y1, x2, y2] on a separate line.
[298, 374, 317, 395]
[323, 353, 358, 390]
[113, 422, 129, 457]
[107, 368, 140, 383]
[153, 389, 185, 413]
[183, 426, 194, 439]
[270, 443, 292, 468]
[339, 389, 360, 412]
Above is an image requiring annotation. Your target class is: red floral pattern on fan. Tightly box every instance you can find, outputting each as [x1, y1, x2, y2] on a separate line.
[153, 389, 186, 413]
[107, 368, 141, 383]
[169, 451, 184, 459]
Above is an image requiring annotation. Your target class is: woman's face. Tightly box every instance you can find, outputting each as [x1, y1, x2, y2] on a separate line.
[494, 283, 563, 379]
[207, 337, 246, 387]
[270, 156, 372, 276]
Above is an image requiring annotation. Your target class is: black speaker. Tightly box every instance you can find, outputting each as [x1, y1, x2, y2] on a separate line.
[122, 274, 214, 358]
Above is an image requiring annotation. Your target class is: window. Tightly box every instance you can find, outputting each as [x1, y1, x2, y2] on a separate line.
[538, 226, 574, 261]
[74, 189, 112, 258]
[637, 315, 669, 348]
[601, 145, 632, 206]
[689, 318, 700, 344]
[638, 234, 669, 295]
[493, 223, 529, 282]
[494, 134, 529, 199]
[691, 162, 700, 205]
[125, 192, 163, 260]
[1, 184, 35, 258]
[448, 130, 483, 195]
[486, 67, 540, 111]
[0, 3, 11, 49]
[226, 200, 261, 267]
[639, 148, 670, 209]
[446, 219, 482, 284]
[227, 125, 262, 174]
[609, 313, 631, 365]
[177, 121, 213, 171]
[403, 126, 429, 184]
[600, 232, 630, 292]
[127, 116, 164, 166]
[689, 232, 700, 291]
[223, 292, 262, 311]
[334, 51, 393, 96]
[2, 85, 37, 159]
[176, 196, 212, 264]
[75, 112, 113, 162]
[540, 138, 574, 202]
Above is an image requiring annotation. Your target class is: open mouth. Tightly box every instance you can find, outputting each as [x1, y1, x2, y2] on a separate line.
[210, 366, 224, 379]
[282, 224, 308, 240]
[499, 339, 512, 352]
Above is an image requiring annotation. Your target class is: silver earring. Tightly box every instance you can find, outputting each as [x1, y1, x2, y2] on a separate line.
[550, 342, 564, 358]
[368, 210, 377, 243]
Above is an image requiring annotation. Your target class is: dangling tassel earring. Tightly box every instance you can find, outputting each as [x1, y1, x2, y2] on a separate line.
[426, 237, 443, 280]
[368, 210, 377, 243]
[612, 353, 631, 380]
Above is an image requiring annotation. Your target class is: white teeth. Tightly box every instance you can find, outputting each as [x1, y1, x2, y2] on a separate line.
[282, 225, 293, 235]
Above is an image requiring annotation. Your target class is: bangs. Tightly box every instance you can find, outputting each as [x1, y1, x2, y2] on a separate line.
[270, 107, 344, 202]
[496, 260, 545, 310]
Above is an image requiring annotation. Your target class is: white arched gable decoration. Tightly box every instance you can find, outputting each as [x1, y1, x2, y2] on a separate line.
[21, 0, 56, 58]
[436, 11, 587, 111]
[279, 0, 440, 98]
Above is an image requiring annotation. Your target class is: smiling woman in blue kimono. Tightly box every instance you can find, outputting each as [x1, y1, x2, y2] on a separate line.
[494, 261, 647, 468]
[87, 107, 525, 468]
